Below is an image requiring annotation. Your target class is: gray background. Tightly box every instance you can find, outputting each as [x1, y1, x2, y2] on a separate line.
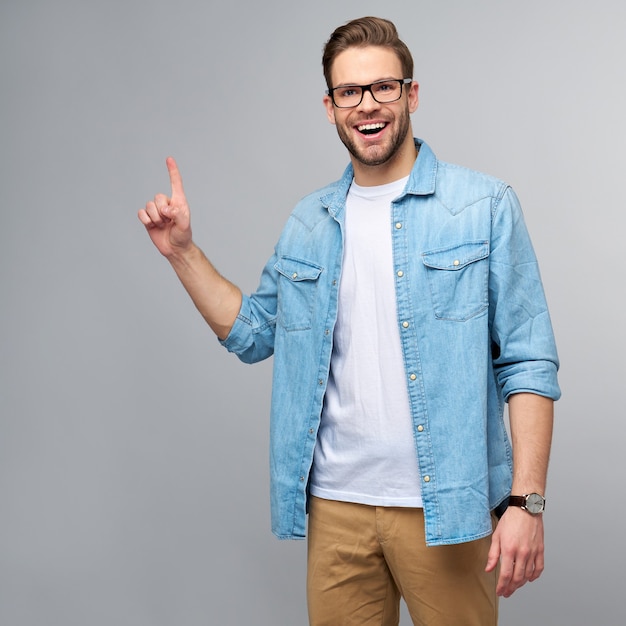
[1, 0, 623, 624]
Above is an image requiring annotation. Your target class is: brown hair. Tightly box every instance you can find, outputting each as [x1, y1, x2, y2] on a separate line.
[322, 16, 414, 90]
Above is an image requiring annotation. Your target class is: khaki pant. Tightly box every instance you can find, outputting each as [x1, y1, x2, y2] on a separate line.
[307, 496, 498, 626]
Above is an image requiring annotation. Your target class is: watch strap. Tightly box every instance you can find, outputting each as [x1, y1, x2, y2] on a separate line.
[507, 495, 528, 508]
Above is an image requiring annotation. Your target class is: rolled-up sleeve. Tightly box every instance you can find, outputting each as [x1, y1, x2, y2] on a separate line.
[488, 186, 561, 401]
[220, 252, 279, 364]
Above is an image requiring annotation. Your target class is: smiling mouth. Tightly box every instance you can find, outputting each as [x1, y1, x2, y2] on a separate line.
[357, 122, 387, 135]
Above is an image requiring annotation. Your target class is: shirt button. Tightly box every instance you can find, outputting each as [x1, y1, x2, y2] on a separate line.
[453, 260, 460, 267]
[402, 321, 409, 328]
[397, 270, 404, 277]
[332, 280, 337, 286]
[417, 425, 424, 432]
[409, 373, 417, 381]
[300, 476, 305, 482]
[318, 379, 324, 386]
[324, 329, 330, 335]
[423, 475, 431, 483]
[292, 272, 298, 278]
[309, 428, 314, 434]
[395, 222, 402, 229]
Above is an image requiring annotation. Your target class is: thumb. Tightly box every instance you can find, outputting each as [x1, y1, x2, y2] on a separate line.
[485, 535, 501, 573]
[162, 202, 191, 232]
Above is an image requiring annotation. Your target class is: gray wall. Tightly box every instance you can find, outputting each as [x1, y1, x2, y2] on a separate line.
[1, 1, 623, 624]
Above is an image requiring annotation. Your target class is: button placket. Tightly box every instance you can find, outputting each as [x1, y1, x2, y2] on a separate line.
[391, 200, 433, 493]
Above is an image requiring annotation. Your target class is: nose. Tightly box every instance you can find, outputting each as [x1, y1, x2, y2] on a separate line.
[357, 86, 381, 112]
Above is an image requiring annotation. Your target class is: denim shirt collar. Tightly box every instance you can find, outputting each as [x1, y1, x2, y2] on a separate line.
[320, 138, 437, 218]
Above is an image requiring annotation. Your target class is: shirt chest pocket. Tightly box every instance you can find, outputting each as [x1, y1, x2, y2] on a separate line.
[274, 256, 324, 331]
[421, 241, 489, 321]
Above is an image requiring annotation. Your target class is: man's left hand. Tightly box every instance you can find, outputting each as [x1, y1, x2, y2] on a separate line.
[485, 506, 545, 597]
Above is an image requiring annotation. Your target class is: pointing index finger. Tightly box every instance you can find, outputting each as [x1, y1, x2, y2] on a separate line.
[166, 156, 185, 202]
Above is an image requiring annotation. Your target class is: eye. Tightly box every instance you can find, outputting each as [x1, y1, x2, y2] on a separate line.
[339, 87, 359, 98]
[375, 81, 396, 92]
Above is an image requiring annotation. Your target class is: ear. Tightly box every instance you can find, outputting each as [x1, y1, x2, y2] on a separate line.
[323, 94, 336, 125]
[407, 81, 419, 114]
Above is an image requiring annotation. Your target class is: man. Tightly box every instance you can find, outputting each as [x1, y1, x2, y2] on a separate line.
[139, 16, 560, 625]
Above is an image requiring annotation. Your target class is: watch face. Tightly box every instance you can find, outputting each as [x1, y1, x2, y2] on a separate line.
[525, 493, 545, 514]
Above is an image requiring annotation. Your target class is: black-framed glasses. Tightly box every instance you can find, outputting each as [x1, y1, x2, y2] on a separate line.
[327, 78, 412, 108]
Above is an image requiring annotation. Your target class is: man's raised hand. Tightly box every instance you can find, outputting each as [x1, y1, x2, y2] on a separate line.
[138, 157, 192, 258]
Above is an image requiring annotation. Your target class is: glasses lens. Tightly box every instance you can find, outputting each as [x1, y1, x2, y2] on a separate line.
[371, 80, 402, 103]
[333, 86, 363, 108]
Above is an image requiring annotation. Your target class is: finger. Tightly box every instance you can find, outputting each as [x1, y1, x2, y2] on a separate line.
[502, 558, 536, 598]
[138, 208, 155, 228]
[496, 560, 515, 596]
[166, 156, 186, 203]
[153, 193, 170, 212]
[528, 553, 544, 582]
[512, 559, 530, 588]
[143, 200, 169, 227]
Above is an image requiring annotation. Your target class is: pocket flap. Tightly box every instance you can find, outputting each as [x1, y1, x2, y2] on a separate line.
[422, 241, 489, 271]
[274, 256, 323, 282]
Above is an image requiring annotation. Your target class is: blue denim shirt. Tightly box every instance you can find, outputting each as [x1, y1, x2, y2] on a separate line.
[222, 139, 560, 546]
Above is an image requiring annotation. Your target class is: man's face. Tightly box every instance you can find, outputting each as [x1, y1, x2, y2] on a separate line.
[323, 46, 419, 169]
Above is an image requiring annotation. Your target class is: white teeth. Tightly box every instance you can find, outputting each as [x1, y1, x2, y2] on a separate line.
[357, 123, 386, 131]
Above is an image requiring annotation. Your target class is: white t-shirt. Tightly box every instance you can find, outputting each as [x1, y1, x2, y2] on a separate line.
[310, 177, 423, 507]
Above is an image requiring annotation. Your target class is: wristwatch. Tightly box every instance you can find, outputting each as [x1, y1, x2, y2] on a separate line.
[508, 493, 546, 515]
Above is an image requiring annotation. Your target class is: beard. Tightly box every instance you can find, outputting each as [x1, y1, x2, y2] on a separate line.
[334, 103, 412, 167]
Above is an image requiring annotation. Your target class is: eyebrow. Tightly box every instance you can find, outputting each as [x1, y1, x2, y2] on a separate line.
[333, 77, 400, 88]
